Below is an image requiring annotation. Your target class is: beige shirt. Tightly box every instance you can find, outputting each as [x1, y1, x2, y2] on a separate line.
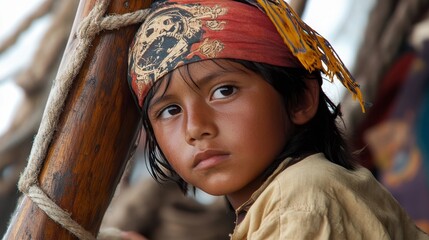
[231, 153, 429, 240]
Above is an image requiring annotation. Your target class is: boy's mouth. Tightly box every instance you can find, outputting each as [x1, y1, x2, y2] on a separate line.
[193, 149, 230, 170]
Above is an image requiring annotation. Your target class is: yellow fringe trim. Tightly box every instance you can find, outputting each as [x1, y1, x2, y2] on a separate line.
[256, 0, 365, 112]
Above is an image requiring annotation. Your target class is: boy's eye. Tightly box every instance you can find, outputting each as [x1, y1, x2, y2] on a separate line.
[159, 105, 181, 119]
[212, 85, 237, 100]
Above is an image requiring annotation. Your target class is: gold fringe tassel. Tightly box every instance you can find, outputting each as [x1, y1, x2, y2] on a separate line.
[256, 0, 365, 112]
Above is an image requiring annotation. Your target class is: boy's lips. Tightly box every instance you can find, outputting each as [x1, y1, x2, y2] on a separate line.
[193, 149, 230, 169]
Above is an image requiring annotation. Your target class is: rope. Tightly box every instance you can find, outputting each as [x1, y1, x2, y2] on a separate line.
[16, 0, 150, 239]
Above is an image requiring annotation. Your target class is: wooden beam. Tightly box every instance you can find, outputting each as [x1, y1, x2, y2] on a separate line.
[3, 0, 149, 239]
[290, 0, 308, 17]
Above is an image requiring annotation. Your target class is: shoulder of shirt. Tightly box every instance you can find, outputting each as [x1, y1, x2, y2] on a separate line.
[275, 153, 373, 188]
[261, 153, 377, 210]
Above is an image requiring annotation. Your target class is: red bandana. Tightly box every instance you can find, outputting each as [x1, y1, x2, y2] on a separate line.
[128, 0, 365, 111]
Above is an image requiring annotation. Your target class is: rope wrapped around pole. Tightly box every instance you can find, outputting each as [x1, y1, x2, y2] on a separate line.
[4, 0, 150, 239]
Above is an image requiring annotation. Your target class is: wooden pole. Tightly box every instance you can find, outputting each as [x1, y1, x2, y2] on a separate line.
[290, 0, 308, 17]
[3, 0, 150, 239]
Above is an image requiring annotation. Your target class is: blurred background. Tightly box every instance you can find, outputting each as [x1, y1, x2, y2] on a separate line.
[1, 0, 428, 238]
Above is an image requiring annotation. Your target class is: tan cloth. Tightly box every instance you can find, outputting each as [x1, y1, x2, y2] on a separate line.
[231, 153, 429, 240]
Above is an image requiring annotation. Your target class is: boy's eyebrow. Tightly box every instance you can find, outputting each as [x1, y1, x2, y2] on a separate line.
[149, 93, 175, 112]
[192, 66, 247, 86]
[193, 71, 226, 86]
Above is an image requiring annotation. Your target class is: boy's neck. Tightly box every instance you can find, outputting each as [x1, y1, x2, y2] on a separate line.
[226, 174, 266, 210]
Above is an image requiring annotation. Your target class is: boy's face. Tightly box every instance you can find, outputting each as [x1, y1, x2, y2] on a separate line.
[148, 60, 292, 206]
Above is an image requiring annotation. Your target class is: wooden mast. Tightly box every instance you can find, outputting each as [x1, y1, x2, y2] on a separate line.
[3, 0, 150, 239]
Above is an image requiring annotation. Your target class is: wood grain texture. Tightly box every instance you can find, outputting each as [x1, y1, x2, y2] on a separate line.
[3, 0, 149, 239]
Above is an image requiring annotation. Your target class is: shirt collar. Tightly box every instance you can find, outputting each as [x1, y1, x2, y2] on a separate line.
[235, 156, 293, 216]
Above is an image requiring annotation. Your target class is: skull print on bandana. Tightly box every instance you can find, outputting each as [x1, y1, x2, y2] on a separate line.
[128, 2, 228, 103]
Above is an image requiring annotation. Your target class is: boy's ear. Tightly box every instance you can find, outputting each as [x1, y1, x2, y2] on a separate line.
[290, 79, 320, 125]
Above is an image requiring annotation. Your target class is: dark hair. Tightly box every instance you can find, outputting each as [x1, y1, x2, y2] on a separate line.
[141, 59, 356, 194]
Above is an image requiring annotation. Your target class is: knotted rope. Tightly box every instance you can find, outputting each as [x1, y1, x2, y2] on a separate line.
[16, 0, 149, 239]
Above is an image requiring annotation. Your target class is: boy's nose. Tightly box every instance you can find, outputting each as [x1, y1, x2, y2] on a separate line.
[184, 104, 217, 144]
